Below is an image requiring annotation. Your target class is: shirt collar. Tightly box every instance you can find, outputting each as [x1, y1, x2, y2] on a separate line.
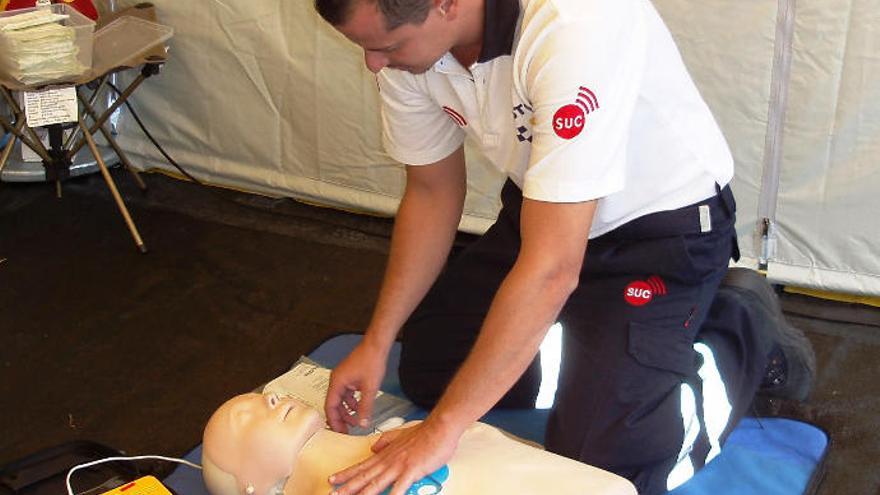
[476, 0, 521, 63]
[432, 52, 470, 76]
[430, 0, 520, 74]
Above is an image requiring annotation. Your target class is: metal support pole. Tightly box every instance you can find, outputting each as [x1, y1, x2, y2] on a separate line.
[0, 87, 53, 163]
[107, 0, 120, 135]
[0, 119, 25, 175]
[77, 91, 147, 190]
[77, 118, 147, 253]
[69, 73, 147, 157]
[64, 76, 108, 150]
[0, 116, 46, 163]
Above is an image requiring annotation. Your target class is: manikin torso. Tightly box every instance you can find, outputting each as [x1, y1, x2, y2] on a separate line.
[289, 422, 635, 495]
[201, 393, 636, 495]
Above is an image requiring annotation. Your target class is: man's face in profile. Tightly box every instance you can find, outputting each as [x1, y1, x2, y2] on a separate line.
[335, 0, 454, 74]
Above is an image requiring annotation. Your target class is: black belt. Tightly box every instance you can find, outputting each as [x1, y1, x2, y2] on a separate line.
[499, 179, 737, 242]
[600, 184, 737, 242]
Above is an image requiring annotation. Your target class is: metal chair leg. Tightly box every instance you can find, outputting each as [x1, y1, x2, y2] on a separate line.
[0, 119, 25, 176]
[69, 73, 147, 157]
[77, 119, 148, 254]
[77, 93, 147, 191]
[65, 77, 108, 150]
[112, 135, 147, 191]
[1, 87, 52, 163]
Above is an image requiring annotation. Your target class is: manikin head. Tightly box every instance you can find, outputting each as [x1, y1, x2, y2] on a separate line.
[202, 393, 325, 495]
[314, 0, 464, 74]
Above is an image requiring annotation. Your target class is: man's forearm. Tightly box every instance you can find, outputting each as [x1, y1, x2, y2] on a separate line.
[364, 149, 467, 352]
[364, 190, 460, 349]
[426, 257, 579, 434]
[425, 197, 596, 435]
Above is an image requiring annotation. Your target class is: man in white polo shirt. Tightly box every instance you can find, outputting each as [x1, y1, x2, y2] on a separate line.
[312, 0, 814, 494]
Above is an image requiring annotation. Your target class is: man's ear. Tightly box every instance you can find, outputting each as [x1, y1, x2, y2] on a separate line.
[436, 0, 458, 19]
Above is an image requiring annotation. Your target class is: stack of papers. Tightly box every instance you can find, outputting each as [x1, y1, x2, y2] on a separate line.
[0, 9, 85, 85]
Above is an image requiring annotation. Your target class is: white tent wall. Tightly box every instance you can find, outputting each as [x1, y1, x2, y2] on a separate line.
[768, 0, 880, 295]
[101, 0, 505, 234]
[100, 0, 879, 295]
[651, 0, 780, 271]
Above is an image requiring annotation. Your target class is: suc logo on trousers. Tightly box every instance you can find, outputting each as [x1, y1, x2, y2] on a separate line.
[624, 275, 667, 307]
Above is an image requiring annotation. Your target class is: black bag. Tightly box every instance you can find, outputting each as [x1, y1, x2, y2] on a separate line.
[0, 441, 160, 495]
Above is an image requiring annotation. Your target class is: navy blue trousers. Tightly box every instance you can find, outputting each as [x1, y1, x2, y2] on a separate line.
[399, 181, 768, 494]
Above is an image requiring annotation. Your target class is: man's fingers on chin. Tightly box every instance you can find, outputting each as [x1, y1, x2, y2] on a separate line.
[342, 397, 358, 413]
[343, 412, 361, 427]
[327, 381, 346, 400]
[325, 391, 341, 409]
[329, 406, 349, 425]
[358, 407, 374, 428]
[330, 410, 353, 433]
[325, 411, 341, 430]
[330, 421, 349, 434]
[359, 388, 376, 411]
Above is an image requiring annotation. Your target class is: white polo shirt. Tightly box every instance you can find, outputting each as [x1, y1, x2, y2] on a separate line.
[378, 0, 734, 238]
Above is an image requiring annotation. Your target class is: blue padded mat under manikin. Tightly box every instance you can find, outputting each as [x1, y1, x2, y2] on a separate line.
[165, 334, 828, 495]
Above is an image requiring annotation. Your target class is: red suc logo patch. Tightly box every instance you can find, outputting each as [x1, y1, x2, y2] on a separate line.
[624, 281, 654, 306]
[552, 86, 600, 140]
[553, 104, 585, 139]
[624, 276, 667, 307]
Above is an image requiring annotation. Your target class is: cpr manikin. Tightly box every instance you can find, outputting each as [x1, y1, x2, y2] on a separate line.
[202, 393, 636, 495]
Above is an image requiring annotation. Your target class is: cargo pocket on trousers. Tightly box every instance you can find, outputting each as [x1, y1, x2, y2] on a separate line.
[627, 320, 696, 376]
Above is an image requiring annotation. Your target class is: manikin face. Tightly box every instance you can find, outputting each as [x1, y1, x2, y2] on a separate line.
[203, 393, 325, 495]
[335, 0, 456, 74]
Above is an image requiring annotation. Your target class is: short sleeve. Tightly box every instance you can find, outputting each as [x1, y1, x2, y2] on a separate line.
[378, 69, 465, 166]
[520, 0, 648, 202]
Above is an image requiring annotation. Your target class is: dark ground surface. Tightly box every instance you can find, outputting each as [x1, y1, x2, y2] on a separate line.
[1, 171, 878, 494]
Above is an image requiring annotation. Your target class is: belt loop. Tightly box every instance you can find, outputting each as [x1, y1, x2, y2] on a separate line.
[699, 205, 712, 233]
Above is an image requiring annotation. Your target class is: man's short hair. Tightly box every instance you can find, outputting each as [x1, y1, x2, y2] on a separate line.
[314, 0, 433, 31]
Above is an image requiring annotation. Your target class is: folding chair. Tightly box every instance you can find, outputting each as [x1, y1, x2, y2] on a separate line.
[0, 4, 171, 253]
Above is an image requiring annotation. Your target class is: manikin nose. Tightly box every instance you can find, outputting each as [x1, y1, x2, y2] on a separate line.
[364, 51, 389, 73]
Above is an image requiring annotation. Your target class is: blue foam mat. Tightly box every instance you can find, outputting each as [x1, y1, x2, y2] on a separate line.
[165, 334, 827, 494]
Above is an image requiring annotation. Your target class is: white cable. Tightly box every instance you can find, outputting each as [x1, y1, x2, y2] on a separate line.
[66, 455, 202, 495]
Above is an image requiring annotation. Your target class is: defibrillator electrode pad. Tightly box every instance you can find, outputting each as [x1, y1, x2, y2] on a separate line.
[334, 465, 449, 495]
